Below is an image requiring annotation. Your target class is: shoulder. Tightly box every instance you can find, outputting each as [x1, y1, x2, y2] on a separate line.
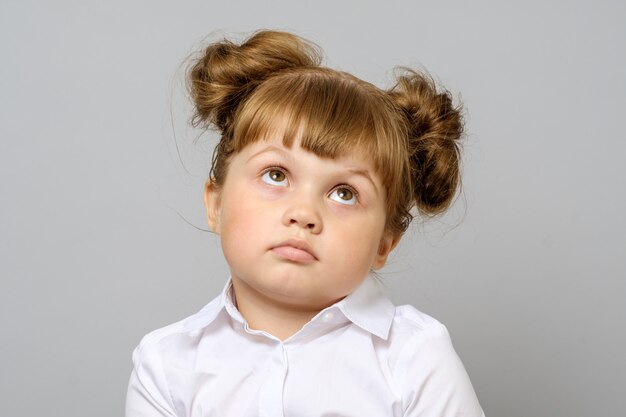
[125, 296, 225, 416]
[393, 303, 446, 331]
[131, 295, 223, 368]
[388, 304, 450, 351]
[387, 304, 485, 416]
[387, 303, 463, 375]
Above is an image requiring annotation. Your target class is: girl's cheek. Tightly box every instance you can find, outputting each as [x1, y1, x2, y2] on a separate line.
[221, 201, 258, 242]
[326, 204, 358, 221]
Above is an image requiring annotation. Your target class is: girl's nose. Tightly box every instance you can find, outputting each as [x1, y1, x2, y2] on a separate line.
[282, 198, 323, 234]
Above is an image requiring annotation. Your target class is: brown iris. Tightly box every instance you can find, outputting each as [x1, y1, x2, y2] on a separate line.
[336, 188, 353, 201]
[268, 170, 285, 182]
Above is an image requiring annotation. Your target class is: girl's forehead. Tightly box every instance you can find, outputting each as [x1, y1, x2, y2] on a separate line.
[243, 135, 376, 170]
[235, 109, 378, 160]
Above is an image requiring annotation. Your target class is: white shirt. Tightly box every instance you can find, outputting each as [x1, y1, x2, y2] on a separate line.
[125, 274, 485, 417]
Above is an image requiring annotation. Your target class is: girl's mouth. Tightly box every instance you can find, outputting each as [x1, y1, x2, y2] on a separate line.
[270, 239, 318, 263]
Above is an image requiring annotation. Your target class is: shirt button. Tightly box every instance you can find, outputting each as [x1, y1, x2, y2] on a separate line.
[323, 312, 333, 321]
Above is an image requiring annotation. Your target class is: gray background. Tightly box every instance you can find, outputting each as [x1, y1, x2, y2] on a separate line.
[1, 1, 624, 416]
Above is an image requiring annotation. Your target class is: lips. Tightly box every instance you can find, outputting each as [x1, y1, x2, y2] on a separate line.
[271, 239, 318, 263]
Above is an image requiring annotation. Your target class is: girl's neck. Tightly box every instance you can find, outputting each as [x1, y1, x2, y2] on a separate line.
[230, 276, 323, 341]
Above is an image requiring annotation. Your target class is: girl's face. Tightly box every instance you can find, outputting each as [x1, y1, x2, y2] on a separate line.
[204, 134, 400, 312]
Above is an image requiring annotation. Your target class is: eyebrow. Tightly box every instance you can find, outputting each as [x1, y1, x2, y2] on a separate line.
[246, 145, 295, 164]
[344, 168, 379, 197]
[247, 145, 380, 196]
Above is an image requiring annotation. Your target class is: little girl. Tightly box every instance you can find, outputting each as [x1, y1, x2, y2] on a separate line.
[126, 30, 485, 417]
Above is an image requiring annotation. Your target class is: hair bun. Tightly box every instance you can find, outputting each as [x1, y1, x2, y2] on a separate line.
[187, 30, 322, 133]
[388, 68, 464, 215]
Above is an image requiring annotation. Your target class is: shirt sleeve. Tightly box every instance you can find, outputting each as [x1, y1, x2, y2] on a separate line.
[125, 338, 178, 417]
[395, 322, 485, 417]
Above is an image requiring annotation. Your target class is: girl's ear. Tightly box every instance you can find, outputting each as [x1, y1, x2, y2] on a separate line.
[372, 232, 402, 270]
[203, 180, 222, 234]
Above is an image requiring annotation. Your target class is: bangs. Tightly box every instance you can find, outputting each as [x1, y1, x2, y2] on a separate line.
[231, 69, 407, 181]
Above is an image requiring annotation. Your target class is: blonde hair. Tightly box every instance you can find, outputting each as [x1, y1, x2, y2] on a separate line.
[187, 30, 464, 237]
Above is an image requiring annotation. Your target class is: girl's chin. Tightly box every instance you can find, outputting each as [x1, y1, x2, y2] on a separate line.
[243, 280, 331, 307]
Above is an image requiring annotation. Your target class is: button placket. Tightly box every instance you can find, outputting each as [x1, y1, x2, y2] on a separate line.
[258, 343, 289, 417]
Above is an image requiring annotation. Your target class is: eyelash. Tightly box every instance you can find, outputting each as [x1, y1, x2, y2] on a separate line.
[261, 165, 360, 204]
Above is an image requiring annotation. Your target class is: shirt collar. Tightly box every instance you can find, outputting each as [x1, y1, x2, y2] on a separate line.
[335, 273, 396, 340]
[215, 272, 396, 341]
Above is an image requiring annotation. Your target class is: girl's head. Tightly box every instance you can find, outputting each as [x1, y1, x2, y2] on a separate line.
[187, 30, 464, 239]
[185, 30, 463, 310]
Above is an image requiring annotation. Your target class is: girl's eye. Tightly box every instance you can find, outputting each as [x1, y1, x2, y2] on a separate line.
[261, 168, 289, 187]
[329, 186, 358, 206]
